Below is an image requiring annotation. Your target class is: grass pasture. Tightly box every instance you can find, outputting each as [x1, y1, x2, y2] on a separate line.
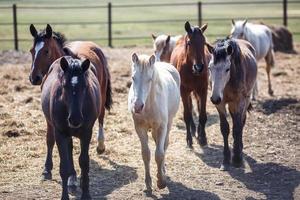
[0, 0, 299, 50]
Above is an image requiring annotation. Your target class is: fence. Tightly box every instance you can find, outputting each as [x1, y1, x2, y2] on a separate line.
[0, 0, 299, 50]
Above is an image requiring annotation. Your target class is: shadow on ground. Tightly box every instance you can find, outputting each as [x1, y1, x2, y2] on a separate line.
[195, 145, 300, 200]
[255, 97, 299, 115]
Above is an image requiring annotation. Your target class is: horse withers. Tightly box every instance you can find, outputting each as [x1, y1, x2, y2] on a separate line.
[29, 24, 112, 181]
[151, 34, 182, 62]
[208, 38, 257, 170]
[170, 21, 211, 148]
[231, 19, 274, 97]
[128, 53, 180, 191]
[41, 56, 100, 199]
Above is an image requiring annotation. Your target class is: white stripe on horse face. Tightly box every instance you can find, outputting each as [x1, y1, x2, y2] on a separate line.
[32, 41, 45, 69]
[71, 76, 78, 86]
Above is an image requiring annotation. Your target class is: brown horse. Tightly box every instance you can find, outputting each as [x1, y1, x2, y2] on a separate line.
[42, 56, 100, 199]
[170, 21, 211, 148]
[29, 24, 112, 180]
[207, 38, 257, 170]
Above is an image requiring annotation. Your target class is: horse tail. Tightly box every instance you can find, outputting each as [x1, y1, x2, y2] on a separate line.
[105, 75, 113, 111]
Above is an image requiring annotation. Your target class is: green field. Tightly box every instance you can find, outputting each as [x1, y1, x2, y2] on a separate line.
[0, 0, 299, 50]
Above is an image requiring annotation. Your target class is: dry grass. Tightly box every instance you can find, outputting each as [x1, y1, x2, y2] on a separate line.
[0, 45, 299, 200]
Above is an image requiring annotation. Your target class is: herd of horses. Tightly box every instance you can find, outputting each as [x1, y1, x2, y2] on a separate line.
[28, 19, 275, 199]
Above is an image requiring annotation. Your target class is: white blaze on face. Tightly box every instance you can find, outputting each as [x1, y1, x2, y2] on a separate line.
[71, 76, 78, 86]
[32, 41, 45, 69]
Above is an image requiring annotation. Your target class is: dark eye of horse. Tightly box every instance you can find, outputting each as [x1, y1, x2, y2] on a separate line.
[226, 68, 230, 73]
[45, 49, 49, 55]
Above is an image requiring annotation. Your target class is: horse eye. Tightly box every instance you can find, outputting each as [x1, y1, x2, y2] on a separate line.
[226, 68, 230, 72]
[45, 49, 49, 54]
[132, 76, 135, 81]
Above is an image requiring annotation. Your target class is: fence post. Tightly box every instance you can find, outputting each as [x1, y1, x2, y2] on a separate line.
[198, 2, 202, 27]
[283, 0, 287, 26]
[108, 2, 112, 47]
[12, 4, 18, 51]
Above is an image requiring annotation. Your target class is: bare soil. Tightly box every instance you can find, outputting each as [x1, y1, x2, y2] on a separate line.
[0, 45, 299, 200]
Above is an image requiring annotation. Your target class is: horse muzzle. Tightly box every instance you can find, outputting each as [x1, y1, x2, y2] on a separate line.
[210, 96, 222, 105]
[192, 64, 204, 75]
[133, 101, 144, 114]
[68, 115, 83, 129]
[29, 74, 43, 85]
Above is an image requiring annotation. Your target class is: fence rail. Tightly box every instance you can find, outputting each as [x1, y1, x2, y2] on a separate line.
[0, 0, 299, 50]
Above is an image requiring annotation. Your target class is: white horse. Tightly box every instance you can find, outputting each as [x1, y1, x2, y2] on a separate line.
[231, 19, 275, 97]
[151, 34, 183, 62]
[128, 53, 180, 191]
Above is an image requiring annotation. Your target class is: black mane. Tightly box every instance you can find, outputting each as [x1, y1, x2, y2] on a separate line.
[34, 29, 67, 48]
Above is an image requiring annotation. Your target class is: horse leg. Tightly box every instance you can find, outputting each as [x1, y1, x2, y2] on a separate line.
[42, 122, 54, 180]
[251, 80, 258, 101]
[181, 87, 193, 148]
[79, 131, 92, 200]
[162, 120, 172, 175]
[229, 101, 246, 168]
[265, 49, 275, 96]
[153, 124, 168, 189]
[189, 96, 196, 137]
[196, 91, 207, 146]
[67, 138, 77, 191]
[216, 103, 230, 171]
[96, 109, 105, 154]
[135, 123, 152, 192]
[55, 131, 70, 200]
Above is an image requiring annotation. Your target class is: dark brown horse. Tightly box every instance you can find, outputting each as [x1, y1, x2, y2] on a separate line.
[170, 21, 211, 148]
[29, 24, 112, 181]
[207, 38, 257, 170]
[42, 56, 100, 199]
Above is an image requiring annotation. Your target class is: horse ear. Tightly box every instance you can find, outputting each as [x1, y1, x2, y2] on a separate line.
[166, 35, 170, 44]
[132, 53, 139, 63]
[242, 20, 248, 27]
[206, 42, 214, 54]
[81, 59, 90, 72]
[30, 24, 38, 38]
[200, 24, 208, 33]
[60, 57, 69, 72]
[151, 34, 157, 40]
[45, 24, 52, 38]
[149, 55, 155, 66]
[227, 45, 233, 56]
[184, 21, 192, 34]
[231, 19, 235, 26]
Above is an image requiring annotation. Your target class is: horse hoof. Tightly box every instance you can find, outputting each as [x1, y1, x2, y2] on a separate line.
[220, 164, 230, 171]
[232, 157, 244, 168]
[157, 179, 167, 189]
[268, 89, 274, 96]
[68, 185, 77, 195]
[42, 171, 52, 180]
[81, 193, 91, 200]
[198, 137, 207, 147]
[68, 175, 78, 187]
[96, 146, 105, 154]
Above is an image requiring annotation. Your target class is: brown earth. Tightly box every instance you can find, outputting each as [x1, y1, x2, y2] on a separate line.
[0, 45, 299, 200]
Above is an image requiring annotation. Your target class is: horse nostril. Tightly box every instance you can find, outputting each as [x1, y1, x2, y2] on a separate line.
[134, 102, 144, 113]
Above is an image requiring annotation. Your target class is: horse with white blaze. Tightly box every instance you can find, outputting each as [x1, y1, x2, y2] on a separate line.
[128, 53, 180, 192]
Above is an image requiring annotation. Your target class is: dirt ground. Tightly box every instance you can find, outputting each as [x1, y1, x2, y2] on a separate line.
[0, 44, 299, 200]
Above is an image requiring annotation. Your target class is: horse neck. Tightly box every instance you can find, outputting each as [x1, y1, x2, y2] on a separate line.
[147, 65, 160, 103]
[51, 41, 66, 60]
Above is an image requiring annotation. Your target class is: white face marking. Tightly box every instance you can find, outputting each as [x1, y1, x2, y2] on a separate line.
[71, 76, 78, 86]
[32, 41, 45, 69]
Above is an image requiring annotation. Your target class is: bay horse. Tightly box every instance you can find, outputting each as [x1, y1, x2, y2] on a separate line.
[231, 19, 274, 98]
[170, 21, 211, 148]
[151, 34, 183, 62]
[128, 53, 180, 191]
[29, 24, 112, 181]
[42, 57, 100, 199]
[207, 38, 257, 170]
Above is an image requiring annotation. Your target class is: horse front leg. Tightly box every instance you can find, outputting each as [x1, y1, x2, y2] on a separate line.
[181, 87, 193, 148]
[42, 122, 54, 180]
[55, 131, 70, 200]
[265, 49, 275, 96]
[67, 138, 77, 192]
[196, 90, 208, 146]
[153, 124, 168, 189]
[135, 123, 152, 192]
[96, 109, 105, 154]
[216, 103, 230, 171]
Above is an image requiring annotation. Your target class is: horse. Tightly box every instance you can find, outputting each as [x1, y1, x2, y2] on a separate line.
[170, 21, 211, 148]
[41, 57, 100, 199]
[207, 38, 257, 170]
[231, 19, 275, 98]
[151, 34, 182, 62]
[29, 24, 112, 181]
[128, 53, 180, 191]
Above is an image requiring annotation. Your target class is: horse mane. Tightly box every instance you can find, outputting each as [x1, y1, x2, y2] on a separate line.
[35, 29, 67, 48]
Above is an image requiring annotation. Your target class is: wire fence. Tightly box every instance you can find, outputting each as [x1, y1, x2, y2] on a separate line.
[0, 0, 299, 50]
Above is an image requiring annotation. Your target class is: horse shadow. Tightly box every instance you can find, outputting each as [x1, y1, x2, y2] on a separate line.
[195, 145, 300, 200]
[70, 156, 138, 200]
[255, 97, 299, 115]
